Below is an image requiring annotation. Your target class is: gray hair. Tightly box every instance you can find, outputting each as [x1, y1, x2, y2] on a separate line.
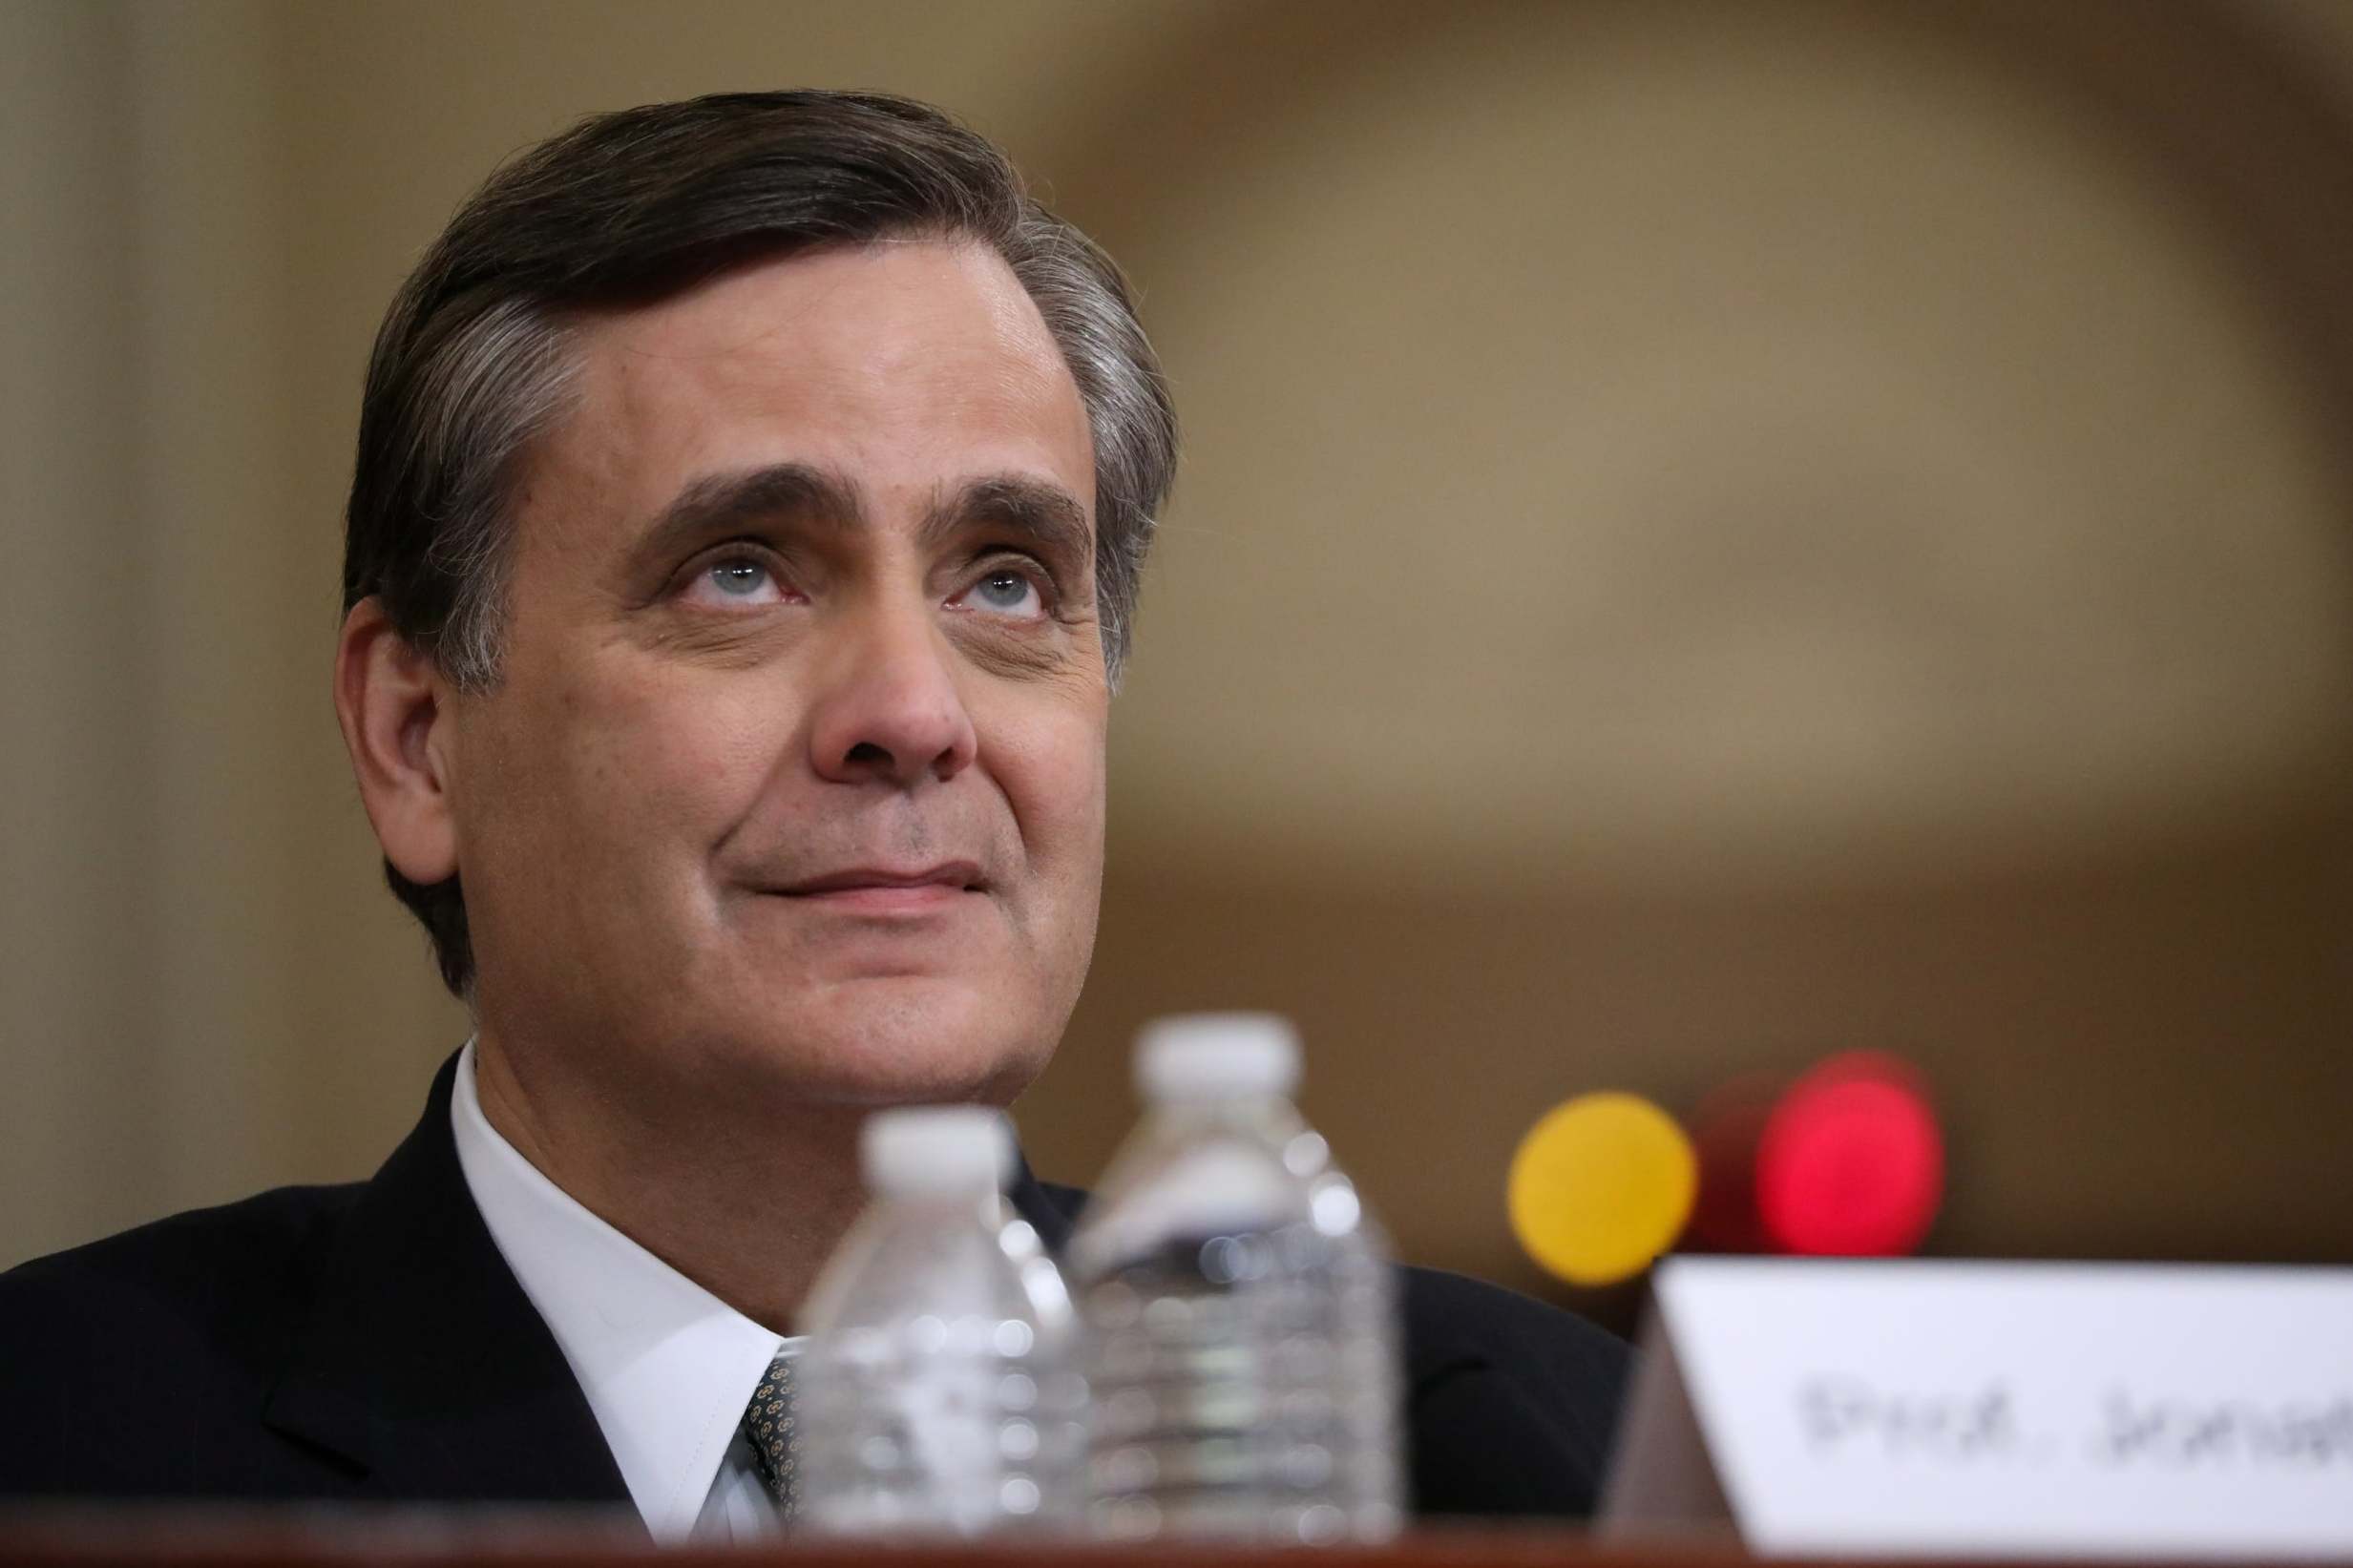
[341, 91, 1177, 993]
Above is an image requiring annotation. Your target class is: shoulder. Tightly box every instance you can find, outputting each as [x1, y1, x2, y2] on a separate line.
[2, 1181, 357, 1320]
[1399, 1263, 1630, 1405]
[1397, 1265, 1631, 1519]
[0, 1183, 361, 1489]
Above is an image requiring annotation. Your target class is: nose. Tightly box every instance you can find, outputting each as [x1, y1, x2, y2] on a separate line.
[807, 597, 978, 788]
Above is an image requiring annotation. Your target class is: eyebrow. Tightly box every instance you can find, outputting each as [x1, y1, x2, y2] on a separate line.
[922, 474, 1093, 568]
[627, 461, 864, 576]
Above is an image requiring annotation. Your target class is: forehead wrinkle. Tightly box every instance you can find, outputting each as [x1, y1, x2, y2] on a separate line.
[541, 241, 1097, 577]
[595, 240, 1078, 413]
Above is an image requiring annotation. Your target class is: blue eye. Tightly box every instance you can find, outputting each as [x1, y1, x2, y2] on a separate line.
[709, 560, 769, 596]
[971, 571, 1040, 615]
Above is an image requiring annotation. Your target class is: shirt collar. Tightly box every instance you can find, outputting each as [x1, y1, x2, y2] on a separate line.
[450, 1039, 786, 1541]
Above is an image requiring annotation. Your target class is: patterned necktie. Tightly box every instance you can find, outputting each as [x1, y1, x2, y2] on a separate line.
[744, 1350, 801, 1518]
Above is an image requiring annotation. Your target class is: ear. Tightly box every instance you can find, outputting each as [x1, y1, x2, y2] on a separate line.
[333, 597, 460, 887]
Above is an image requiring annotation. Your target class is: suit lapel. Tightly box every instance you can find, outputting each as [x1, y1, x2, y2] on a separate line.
[263, 1052, 636, 1515]
[261, 1057, 1078, 1516]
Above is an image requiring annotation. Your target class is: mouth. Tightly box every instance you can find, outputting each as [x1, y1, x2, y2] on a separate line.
[768, 861, 988, 914]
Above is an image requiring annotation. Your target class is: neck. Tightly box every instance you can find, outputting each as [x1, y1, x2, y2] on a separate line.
[470, 1030, 870, 1334]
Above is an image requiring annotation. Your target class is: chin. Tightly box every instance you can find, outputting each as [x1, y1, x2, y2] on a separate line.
[711, 975, 1060, 1110]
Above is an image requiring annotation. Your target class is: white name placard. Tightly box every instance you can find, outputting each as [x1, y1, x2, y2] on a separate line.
[1601, 1259, 2353, 1559]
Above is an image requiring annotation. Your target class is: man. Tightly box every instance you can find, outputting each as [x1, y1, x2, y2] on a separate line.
[0, 91, 1626, 1535]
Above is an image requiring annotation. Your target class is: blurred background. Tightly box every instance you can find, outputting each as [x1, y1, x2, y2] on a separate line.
[5, 0, 2350, 1309]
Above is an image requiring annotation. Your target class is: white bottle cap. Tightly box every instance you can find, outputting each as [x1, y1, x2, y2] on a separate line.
[1135, 1013, 1302, 1102]
[861, 1105, 1015, 1197]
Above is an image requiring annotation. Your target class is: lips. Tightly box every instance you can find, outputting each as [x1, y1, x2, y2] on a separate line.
[778, 861, 986, 897]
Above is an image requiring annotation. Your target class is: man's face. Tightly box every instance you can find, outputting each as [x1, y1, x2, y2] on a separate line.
[448, 239, 1106, 1113]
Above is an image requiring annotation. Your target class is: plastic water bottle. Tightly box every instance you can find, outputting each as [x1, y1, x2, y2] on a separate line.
[1065, 1014, 1403, 1542]
[795, 1106, 1086, 1537]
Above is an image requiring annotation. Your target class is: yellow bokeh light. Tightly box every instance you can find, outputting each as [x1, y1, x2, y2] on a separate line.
[1508, 1093, 1698, 1287]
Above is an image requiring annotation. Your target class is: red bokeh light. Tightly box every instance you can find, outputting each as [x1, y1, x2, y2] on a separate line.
[1754, 1053, 1943, 1256]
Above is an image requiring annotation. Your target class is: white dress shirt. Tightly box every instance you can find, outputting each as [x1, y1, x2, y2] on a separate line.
[450, 1039, 798, 1542]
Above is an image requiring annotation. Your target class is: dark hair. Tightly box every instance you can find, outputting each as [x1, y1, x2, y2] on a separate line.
[341, 90, 1177, 996]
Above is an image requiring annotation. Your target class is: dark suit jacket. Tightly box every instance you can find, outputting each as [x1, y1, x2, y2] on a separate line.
[0, 1053, 1628, 1519]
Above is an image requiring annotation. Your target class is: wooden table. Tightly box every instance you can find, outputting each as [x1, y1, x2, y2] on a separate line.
[0, 1518, 1774, 1568]
[6, 1515, 2250, 1568]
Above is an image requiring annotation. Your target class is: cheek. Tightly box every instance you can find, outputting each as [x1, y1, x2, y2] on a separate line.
[484, 661, 792, 882]
[989, 696, 1108, 878]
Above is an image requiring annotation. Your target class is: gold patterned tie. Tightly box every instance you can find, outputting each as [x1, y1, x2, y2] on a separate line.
[744, 1350, 801, 1518]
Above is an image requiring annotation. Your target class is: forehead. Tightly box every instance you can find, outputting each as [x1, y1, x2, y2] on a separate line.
[544, 238, 1096, 533]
